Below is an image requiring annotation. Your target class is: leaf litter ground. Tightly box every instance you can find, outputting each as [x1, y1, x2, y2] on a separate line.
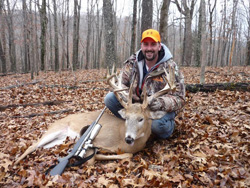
[0, 67, 249, 187]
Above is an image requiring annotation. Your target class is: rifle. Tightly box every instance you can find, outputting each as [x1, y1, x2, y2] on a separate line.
[48, 106, 106, 176]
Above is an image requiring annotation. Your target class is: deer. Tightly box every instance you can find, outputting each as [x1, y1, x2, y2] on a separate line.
[15, 66, 176, 166]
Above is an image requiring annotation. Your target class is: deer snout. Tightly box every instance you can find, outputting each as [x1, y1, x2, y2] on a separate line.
[125, 136, 134, 145]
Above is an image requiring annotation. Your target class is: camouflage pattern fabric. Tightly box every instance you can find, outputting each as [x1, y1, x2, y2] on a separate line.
[120, 53, 185, 116]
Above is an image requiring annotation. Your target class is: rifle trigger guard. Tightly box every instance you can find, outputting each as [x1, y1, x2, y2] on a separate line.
[70, 147, 98, 167]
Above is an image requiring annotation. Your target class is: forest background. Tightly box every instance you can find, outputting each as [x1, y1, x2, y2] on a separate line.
[0, 0, 250, 77]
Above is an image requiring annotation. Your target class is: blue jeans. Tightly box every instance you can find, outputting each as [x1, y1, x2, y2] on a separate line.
[104, 92, 175, 139]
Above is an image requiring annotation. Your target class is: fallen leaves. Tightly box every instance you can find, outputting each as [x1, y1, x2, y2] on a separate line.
[0, 67, 249, 187]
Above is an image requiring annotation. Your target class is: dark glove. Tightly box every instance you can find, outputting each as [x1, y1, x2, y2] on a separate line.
[149, 98, 163, 111]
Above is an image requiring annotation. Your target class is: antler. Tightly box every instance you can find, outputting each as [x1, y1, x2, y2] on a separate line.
[153, 66, 176, 98]
[106, 64, 116, 79]
[142, 66, 176, 109]
[107, 72, 135, 109]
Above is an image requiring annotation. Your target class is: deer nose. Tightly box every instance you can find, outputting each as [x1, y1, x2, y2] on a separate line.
[125, 136, 134, 145]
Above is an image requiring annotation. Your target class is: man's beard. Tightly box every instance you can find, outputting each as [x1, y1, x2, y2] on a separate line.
[144, 51, 157, 61]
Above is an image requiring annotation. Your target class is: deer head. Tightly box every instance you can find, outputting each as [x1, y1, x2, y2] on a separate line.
[107, 65, 176, 145]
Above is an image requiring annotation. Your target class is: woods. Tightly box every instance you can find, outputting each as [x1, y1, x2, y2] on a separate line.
[0, 66, 249, 187]
[0, 0, 249, 187]
[0, 0, 249, 75]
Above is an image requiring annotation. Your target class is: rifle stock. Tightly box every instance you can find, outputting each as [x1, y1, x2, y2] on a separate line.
[49, 158, 69, 176]
[48, 107, 106, 176]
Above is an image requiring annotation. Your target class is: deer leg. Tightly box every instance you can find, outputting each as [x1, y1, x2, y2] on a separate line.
[15, 130, 66, 165]
[84, 149, 97, 166]
[14, 142, 40, 165]
[82, 150, 132, 166]
[39, 127, 78, 149]
[95, 153, 133, 161]
[15, 127, 79, 165]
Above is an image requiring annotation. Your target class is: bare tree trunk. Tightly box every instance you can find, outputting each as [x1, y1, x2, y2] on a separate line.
[94, 0, 101, 69]
[246, 0, 250, 66]
[52, 0, 59, 72]
[29, 0, 34, 79]
[72, 0, 78, 70]
[130, 0, 137, 55]
[211, 9, 217, 66]
[208, 0, 217, 66]
[98, 15, 103, 68]
[22, 0, 30, 73]
[66, 0, 70, 69]
[47, 0, 53, 70]
[136, 0, 142, 49]
[229, 30, 236, 66]
[6, 0, 17, 72]
[91, 22, 95, 69]
[94, 0, 102, 69]
[228, 0, 238, 67]
[215, 16, 222, 67]
[72, 0, 81, 70]
[220, 0, 230, 67]
[236, 24, 242, 65]
[77, 0, 81, 68]
[0, 39, 6, 73]
[0, 0, 7, 74]
[159, 0, 170, 45]
[247, 39, 250, 66]
[172, 23, 176, 59]
[103, 0, 116, 70]
[34, 1, 39, 75]
[85, 0, 93, 69]
[154, 0, 161, 29]
[195, 3, 202, 67]
[179, 12, 183, 65]
[113, 1, 118, 63]
[141, 0, 153, 34]
[39, 0, 47, 71]
[174, 0, 196, 66]
[61, 0, 66, 70]
[199, 0, 207, 84]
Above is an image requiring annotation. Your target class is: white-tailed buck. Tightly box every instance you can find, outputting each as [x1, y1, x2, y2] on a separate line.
[15, 66, 176, 165]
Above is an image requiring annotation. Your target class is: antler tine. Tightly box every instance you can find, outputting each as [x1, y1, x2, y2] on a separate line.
[107, 74, 118, 89]
[127, 74, 136, 106]
[107, 74, 128, 108]
[166, 66, 176, 91]
[106, 64, 116, 81]
[142, 83, 148, 109]
[111, 64, 115, 75]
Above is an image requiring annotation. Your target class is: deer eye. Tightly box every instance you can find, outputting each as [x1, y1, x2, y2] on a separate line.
[138, 118, 144, 122]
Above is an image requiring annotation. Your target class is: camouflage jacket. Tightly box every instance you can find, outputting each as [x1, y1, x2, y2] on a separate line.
[120, 43, 185, 118]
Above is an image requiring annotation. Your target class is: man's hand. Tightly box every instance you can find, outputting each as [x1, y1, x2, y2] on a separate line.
[149, 98, 163, 111]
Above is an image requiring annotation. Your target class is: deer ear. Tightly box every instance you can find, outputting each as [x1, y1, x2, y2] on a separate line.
[118, 109, 126, 119]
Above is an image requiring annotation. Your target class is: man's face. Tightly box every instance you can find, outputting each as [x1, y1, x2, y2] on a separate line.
[141, 38, 161, 61]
